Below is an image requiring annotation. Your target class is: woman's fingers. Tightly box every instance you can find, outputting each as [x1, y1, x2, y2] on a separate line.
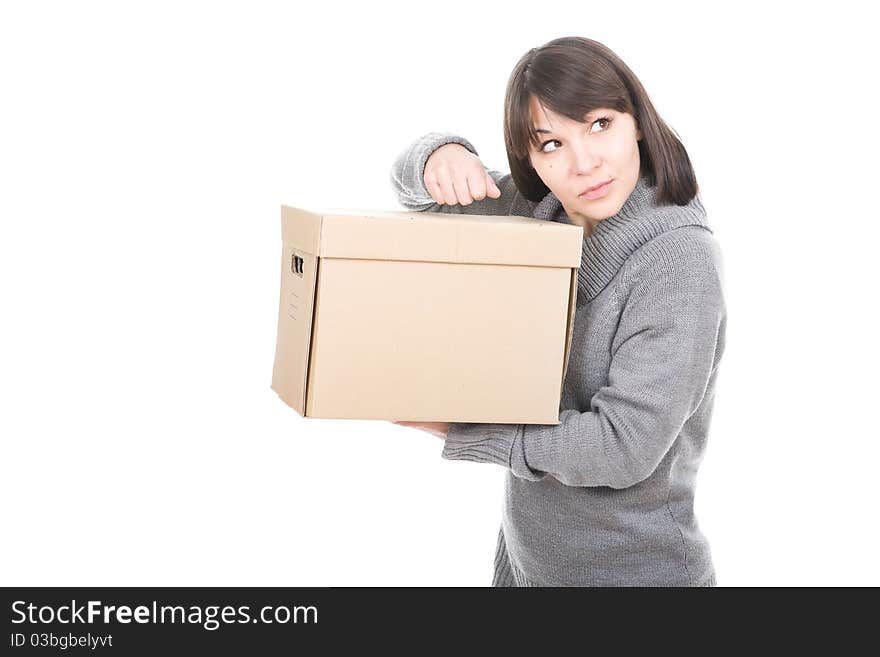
[440, 166, 487, 205]
[467, 172, 500, 202]
[424, 144, 499, 206]
[425, 178, 443, 205]
[436, 174, 459, 205]
[428, 166, 474, 205]
[393, 420, 448, 439]
[465, 173, 487, 204]
[452, 176, 473, 205]
[486, 173, 502, 198]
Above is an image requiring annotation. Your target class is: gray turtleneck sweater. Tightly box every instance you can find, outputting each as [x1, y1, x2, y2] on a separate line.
[390, 132, 726, 587]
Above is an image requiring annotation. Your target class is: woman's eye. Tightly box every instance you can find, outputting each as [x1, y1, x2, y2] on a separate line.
[591, 117, 611, 133]
[539, 117, 612, 153]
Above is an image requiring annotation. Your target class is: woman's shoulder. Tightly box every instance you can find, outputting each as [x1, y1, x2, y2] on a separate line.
[620, 225, 725, 292]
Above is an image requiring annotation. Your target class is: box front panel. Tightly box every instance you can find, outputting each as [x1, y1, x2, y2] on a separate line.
[306, 258, 569, 423]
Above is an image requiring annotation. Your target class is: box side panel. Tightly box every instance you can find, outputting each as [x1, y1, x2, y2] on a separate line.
[271, 242, 319, 415]
[306, 258, 569, 424]
[560, 268, 578, 395]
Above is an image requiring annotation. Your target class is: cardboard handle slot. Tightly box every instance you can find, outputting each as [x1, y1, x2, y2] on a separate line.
[291, 252, 305, 277]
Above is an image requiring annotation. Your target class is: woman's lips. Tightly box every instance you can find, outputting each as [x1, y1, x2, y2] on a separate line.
[579, 180, 612, 200]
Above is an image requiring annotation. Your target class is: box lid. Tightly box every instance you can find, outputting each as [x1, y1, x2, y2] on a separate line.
[281, 206, 583, 268]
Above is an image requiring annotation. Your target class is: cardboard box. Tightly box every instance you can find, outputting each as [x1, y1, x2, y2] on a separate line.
[271, 206, 583, 424]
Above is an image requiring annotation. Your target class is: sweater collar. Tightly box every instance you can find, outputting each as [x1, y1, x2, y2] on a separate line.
[534, 175, 712, 303]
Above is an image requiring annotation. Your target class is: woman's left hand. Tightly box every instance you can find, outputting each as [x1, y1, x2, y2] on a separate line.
[392, 421, 450, 439]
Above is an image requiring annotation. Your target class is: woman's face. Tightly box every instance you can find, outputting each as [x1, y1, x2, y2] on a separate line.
[527, 96, 642, 234]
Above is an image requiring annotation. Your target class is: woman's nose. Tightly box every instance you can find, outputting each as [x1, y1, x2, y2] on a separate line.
[569, 138, 601, 174]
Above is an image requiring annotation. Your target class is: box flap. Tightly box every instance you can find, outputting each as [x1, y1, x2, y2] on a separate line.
[282, 206, 583, 268]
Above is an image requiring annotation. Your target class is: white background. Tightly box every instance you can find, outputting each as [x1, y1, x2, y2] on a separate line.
[1, 0, 877, 586]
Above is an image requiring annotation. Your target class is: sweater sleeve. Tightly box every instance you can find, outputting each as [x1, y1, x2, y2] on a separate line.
[442, 237, 726, 489]
[389, 131, 523, 216]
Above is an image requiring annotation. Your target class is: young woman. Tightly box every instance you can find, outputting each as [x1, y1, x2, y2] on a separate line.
[390, 36, 726, 587]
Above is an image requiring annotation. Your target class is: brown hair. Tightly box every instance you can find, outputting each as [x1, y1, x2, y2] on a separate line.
[503, 37, 698, 206]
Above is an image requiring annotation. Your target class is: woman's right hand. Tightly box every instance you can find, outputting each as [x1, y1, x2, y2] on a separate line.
[424, 143, 502, 206]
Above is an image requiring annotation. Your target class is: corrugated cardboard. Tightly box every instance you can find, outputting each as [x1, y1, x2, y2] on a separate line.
[271, 206, 583, 424]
